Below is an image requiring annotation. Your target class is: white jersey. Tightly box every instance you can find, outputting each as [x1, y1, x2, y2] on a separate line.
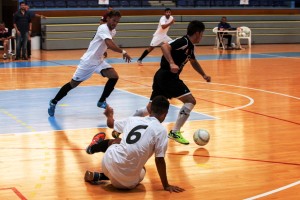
[80, 24, 116, 65]
[153, 15, 174, 36]
[102, 116, 168, 188]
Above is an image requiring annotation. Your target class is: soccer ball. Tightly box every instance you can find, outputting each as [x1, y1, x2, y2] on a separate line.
[193, 129, 210, 146]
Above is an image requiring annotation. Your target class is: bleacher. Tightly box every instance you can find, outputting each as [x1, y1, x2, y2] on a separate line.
[41, 14, 300, 50]
[27, 0, 299, 9]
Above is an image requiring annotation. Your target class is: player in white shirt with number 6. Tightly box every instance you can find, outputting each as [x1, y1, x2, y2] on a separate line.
[85, 96, 184, 193]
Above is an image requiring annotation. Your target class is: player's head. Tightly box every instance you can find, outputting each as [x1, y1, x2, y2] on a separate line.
[19, 1, 26, 10]
[221, 16, 227, 23]
[106, 10, 121, 30]
[0, 22, 5, 30]
[164, 8, 171, 19]
[150, 96, 170, 122]
[107, 5, 113, 12]
[187, 20, 205, 43]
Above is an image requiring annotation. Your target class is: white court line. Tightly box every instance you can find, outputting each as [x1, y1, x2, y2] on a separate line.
[193, 81, 300, 100]
[194, 89, 254, 113]
[257, 52, 300, 60]
[244, 180, 300, 200]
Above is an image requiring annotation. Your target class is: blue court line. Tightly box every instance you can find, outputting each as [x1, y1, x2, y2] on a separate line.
[0, 86, 215, 134]
[1, 52, 300, 69]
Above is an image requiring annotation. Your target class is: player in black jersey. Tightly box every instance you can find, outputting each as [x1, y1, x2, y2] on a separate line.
[134, 20, 211, 145]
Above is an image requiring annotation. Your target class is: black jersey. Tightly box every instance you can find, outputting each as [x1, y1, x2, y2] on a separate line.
[160, 35, 196, 75]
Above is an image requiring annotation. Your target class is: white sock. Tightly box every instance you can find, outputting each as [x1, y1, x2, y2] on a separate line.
[133, 107, 149, 117]
[172, 103, 195, 131]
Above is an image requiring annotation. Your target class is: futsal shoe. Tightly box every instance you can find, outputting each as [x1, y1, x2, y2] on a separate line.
[168, 130, 189, 145]
[86, 132, 106, 154]
[84, 170, 101, 184]
[137, 60, 143, 66]
[97, 101, 107, 109]
[48, 100, 56, 116]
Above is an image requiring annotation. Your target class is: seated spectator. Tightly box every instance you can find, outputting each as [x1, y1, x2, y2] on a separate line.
[217, 16, 236, 49]
[0, 22, 12, 59]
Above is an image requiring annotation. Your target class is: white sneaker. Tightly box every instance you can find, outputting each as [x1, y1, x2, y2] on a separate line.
[3, 54, 7, 60]
[137, 60, 143, 66]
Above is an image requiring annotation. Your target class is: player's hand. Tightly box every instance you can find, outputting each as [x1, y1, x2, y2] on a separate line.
[104, 105, 113, 117]
[170, 63, 179, 73]
[164, 185, 185, 193]
[203, 75, 211, 82]
[103, 51, 108, 58]
[123, 53, 132, 63]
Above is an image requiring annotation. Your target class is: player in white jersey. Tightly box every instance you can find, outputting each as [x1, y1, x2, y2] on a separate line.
[137, 8, 175, 66]
[47, 10, 131, 117]
[84, 96, 184, 193]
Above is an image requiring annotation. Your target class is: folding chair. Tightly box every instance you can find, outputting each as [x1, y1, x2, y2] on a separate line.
[212, 27, 224, 49]
[237, 26, 251, 49]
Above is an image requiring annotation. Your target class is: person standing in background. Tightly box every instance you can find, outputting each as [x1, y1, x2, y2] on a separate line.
[137, 8, 175, 66]
[25, 4, 46, 59]
[13, 1, 31, 60]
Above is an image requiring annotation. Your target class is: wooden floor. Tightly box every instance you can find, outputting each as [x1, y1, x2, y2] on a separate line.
[0, 44, 300, 200]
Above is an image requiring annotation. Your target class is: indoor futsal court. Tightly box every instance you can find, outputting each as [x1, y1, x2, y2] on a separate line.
[0, 44, 300, 199]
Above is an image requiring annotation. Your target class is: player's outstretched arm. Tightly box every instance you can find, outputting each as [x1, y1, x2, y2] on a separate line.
[190, 59, 211, 82]
[155, 157, 185, 193]
[105, 38, 131, 62]
[104, 105, 115, 128]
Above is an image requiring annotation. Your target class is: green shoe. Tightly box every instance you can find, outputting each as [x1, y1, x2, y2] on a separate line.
[168, 130, 189, 145]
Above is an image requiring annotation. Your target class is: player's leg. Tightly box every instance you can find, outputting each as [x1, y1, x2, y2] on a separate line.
[133, 102, 151, 117]
[48, 61, 94, 116]
[48, 79, 81, 116]
[173, 94, 196, 130]
[137, 46, 155, 65]
[137, 35, 161, 65]
[133, 71, 163, 116]
[86, 132, 121, 154]
[165, 79, 194, 145]
[84, 170, 109, 184]
[96, 62, 119, 108]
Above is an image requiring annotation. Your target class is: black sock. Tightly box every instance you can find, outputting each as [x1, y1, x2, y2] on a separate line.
[100, 173, 109, 180]
[53, 82, 73, 103]
[99, 78, 118, 102]
[91, 139, 109, 153]
[138, 50, 149, 61]
[93, 172, 109, 181]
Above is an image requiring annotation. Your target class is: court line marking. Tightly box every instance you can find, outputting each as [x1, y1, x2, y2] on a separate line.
[257, 52, 300, 60]
[195, 81, 300, 100]
[244, 180, 300, 200]
[193, 89, 254, 113]
[0, 187, 27, 200]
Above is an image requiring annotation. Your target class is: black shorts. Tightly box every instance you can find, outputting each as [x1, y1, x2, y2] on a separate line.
[150, 68, 190, 100]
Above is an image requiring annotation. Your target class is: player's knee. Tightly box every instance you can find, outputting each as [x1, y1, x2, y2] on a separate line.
[184, 102, 195, 113]
[70, 79, 82, 88]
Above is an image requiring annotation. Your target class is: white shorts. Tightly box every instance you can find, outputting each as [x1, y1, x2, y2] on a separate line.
[150, 34, 172, 47]
[72, 60, 112, 82]
[102, 160, 146, 189]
